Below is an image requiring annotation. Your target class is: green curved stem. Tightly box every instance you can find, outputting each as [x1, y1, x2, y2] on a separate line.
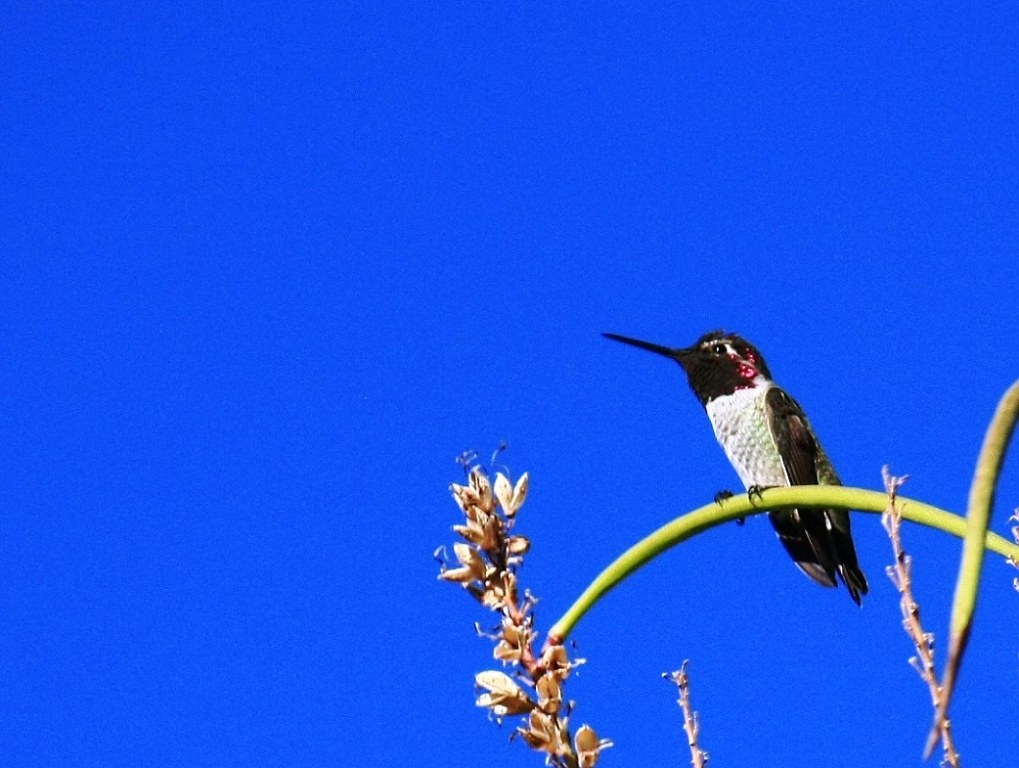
[547, 485, 1019, 644]
[931, 379, 1019, 755]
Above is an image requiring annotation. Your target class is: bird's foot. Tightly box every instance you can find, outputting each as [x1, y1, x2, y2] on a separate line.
[747, 484, 775, 504]
[715, 489, 746, 525]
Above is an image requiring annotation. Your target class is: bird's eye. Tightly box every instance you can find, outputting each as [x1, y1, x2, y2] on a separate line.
[711, 343, 727, 355]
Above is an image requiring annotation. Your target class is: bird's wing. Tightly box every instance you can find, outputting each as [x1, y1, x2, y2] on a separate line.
[765, 387, 839, 588]
[765, 387, 868, 603]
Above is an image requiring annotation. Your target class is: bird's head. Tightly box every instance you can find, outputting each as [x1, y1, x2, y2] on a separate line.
[602, 329, 772, 405]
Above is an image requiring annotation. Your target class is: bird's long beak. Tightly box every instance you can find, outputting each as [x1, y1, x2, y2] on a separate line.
[602, 332, 694, 366]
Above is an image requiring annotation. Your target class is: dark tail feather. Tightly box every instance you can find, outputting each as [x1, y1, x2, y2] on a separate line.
[769, 508, 838, 587]
[837, 563, 869, 606]
[769, 508, 869, 604]
[825, 509, 869, 605]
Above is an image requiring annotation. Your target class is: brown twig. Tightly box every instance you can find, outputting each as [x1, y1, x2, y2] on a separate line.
[881, 467, 960, 767]
[1011, 510, 1019, 594]
[666, 662, 709, 768]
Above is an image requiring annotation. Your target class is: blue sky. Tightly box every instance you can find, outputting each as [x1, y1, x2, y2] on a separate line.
[4, 3, 1019, 766]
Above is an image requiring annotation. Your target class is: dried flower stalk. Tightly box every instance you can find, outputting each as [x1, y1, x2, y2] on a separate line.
[665, 662, 709, 768]
[881, 468, 960, 768]
[439, 464, 611, 767]
[1011, 511, 1019, 595]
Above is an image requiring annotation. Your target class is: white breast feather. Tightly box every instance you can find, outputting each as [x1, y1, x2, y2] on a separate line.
[703, 384, 790, 489]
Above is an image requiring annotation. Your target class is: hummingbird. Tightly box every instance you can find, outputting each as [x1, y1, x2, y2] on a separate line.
[603, 329, 869, 604]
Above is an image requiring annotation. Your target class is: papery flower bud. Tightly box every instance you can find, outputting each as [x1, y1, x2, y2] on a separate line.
[575, 724, 610, 768]
[453, 542, 490, 582]
[536, 671, 563, 714]
[509, 472, 529, 516]
[469, 469, 494, 513]
[494, 472, 513, 513]
[506, 535, 530, 556]
[475, 670, 533, 716]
